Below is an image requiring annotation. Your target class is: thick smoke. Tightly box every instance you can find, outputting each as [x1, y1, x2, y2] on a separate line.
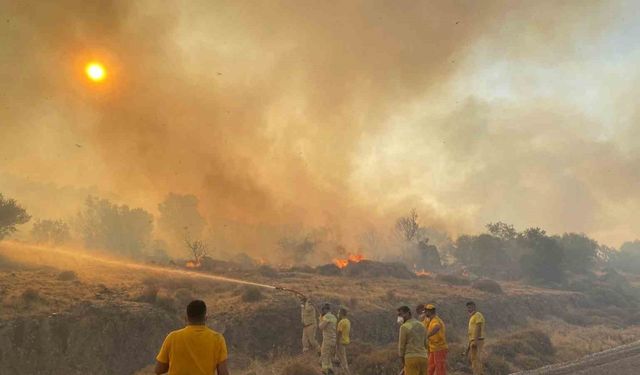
[1, 0, 637, 256]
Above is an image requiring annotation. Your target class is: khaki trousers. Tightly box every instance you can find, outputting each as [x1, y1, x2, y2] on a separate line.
[404, 357, 427, 375]
[468, 340, 484, 375]
[321, 340, 336, 373]
[302, 325, 319, 352]
[336, 342, 351, 375]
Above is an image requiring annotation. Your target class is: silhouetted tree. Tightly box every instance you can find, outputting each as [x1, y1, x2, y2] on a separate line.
[77, 196, 153, 257]
[31, 219, 71, 245]
[158, 193, 206, 245]
[519, 228, 565, 284]
[0, 193, 30, 240]
[555, 233, 598, 274]
[395, 209, 419, 242]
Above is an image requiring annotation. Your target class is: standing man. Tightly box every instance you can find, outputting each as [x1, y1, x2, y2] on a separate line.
[319, 303, 338, 375]
[336, 307, 352, 375]
[466, 301, 485, 375]
[397, 305, 428, 375]
[424, 304, 448, 375]
[155, 300, 229, 375]
[301, 296, 320, 353]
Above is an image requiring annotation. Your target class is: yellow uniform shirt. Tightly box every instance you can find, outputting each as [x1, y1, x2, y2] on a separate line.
[156, 325, 228, 375]
[337, 318, 351, 345]
[468, 312, 485, 342]
[398, 318, 428, 359]
[426, 315, 448, 352]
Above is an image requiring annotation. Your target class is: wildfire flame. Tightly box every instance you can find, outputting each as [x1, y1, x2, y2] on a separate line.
[415, 269, 432, 277]
[333, 254, 365, 269]
[185, 260, 200, 268]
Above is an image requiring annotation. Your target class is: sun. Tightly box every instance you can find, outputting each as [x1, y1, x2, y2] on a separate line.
[85, 62, 106, 82]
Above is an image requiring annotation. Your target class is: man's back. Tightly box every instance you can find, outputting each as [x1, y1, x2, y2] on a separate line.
[157, 325, 228, 375]
[399, 318, 428, 359]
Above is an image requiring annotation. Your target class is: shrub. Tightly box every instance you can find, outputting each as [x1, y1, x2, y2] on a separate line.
[485, 353, 512, 375]
[436, 273, 471, 286]
[258, 265, 278, 278]
[280, 360, 320, 375]
[57, 270, 78, 281]
[472, 279, 503, 294]
[137, 284, 159, 303]
[241, 286, 264, 302]
[21, 288, 40, 302]
[491, 329, 554, 370]
[155, 295, 177, 313]
[174, 288, 195, 308]
[352, 347, 400, 375]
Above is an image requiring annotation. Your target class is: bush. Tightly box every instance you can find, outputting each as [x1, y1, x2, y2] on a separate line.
[155, 295, 177, 313]
[57, 270, 77, 281]
[258, 265, 278, 278]
[436, 273, 471, 286]
[137, 284, 159, 303]
[280, 360, 320, 375]
[21, 288, 40, 302]
[491, 329, 554, 370]
[174, 288, 195, 308]
[352, 347, 400, 375]
[241, 286, 264, 302]
[472, 279, 503, 294]
[485, 353, 512, 375]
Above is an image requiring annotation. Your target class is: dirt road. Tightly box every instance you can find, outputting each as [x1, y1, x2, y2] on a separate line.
[511, 340, 640, 375]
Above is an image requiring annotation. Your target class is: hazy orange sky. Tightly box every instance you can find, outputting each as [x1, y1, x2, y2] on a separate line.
[1, 0, 639, 251]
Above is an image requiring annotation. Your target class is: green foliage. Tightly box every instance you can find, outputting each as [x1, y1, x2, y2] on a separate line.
[31, 219, 71, 245]
[556, 233, 598, 274]
[0, 193, 30, 240]
[519, 228, 565, 284]
[77, 196, 153, 257]
[610, 240, 640, 274]
[455, 234, 513, 278]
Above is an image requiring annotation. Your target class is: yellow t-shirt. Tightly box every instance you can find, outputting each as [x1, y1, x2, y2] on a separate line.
[468, 312, 485, 342]
[337, 318, 351, 345]
[156, 325, 228, 375]
[427, 315, 448, 352]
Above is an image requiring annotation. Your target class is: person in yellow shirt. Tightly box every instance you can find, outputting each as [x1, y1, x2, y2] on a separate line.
[155, 300, 229, 375]
[397, 305, 428, 375]
[336, 307, 351, 375]
[465, 301, 485, 375]
[424, 304, 448, 375]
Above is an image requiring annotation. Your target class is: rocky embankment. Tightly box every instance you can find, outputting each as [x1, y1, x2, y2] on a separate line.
[0, 301, 180, 375]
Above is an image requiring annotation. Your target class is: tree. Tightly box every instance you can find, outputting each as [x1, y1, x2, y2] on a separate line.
[31, 219, 71, 245]
[158, 193, 206, 245]
[610, 240, 640, 274]
[395, 209, 419, 242]
[518, 228, 565, 284]
[77, 196, 153, 257]
[556, 233, 598, 274]
[0, 193, 31, 240]
[454, 234, 513, 278]
[184, 231, 208, 266]
[486, 222, 517, 241]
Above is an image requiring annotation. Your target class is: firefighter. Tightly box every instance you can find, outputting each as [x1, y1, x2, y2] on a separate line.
[397, 305, 428, 375]
[301, 296, 320, 353]
[336, 307, 351, 375]
[319, 303, 338, 375]
[465, 301, 486, 375]
[425, 304, 448, 375]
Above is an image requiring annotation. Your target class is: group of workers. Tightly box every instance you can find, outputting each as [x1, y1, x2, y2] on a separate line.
[397, 301, 485, 375]
[151, 298, 484, 375]
[301, 298, 485, 375]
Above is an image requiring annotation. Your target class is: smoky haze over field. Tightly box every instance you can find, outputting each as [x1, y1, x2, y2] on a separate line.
[2, 0, 640, 257]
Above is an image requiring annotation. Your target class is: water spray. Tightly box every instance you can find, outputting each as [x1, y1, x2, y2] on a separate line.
[4, 242, 278, 290]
